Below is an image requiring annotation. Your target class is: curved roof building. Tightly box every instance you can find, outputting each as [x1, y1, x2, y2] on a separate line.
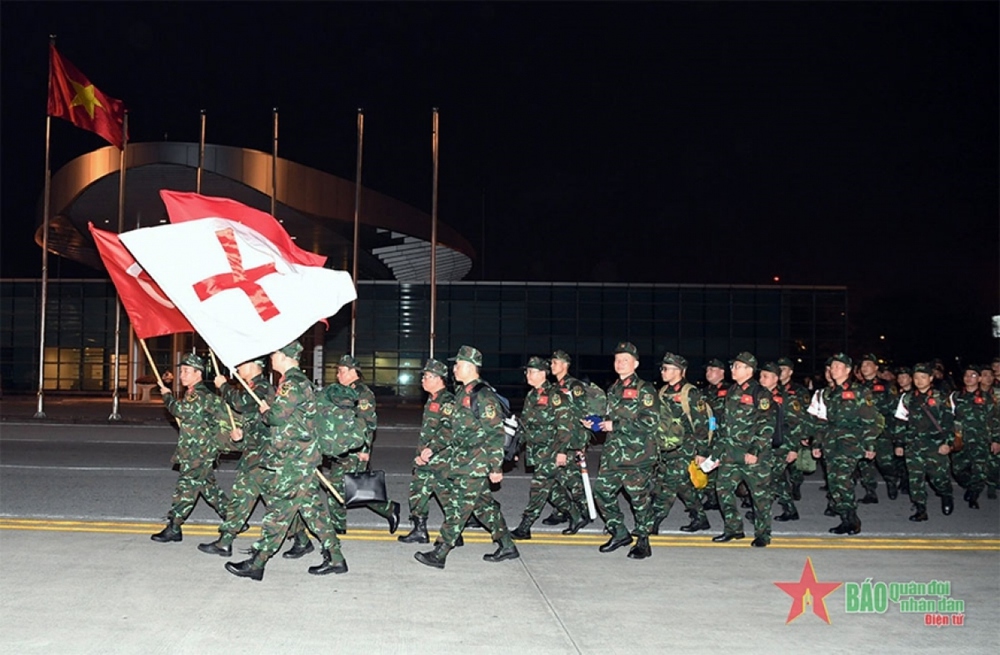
[36, 141, 475, 281]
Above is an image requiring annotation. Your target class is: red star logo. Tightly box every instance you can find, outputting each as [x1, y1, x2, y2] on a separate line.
[774, 557, 842, 624]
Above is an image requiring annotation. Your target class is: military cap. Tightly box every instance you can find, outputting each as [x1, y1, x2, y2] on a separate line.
[178, 352, 206, 371]
[421, 358, 449, 378]
[913, 362, 935, 375]
[524, 356, 549, 371]
[859, 353, 879, 365]
[705, 358, 726, 370]
[761, 361, 781, 375]
[660, 352, 688, 369]
[962, 363, 981, 374]
[776, 357, 795, 369]
[277, 340, 303, 359]
[338, 354, 360, 369]
[895, 365, 913, 376]
[551, 349, 572, 364]
[830, 352, 852, 367]
[614, 341, 639, 358]
[733, 351, 758, 369]
[240, 357, 266, 368]
[449, 345, 483, 367]
[824, 357, 834, 367]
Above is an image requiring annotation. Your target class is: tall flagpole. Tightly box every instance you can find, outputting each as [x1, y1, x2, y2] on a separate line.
[271, 108, 278, 217]
[196, 109, 206, 193]
[34, 35, 58, 419]
[108, 110, 129, 421]
[429, 108, 440, 359]
[350, 109, 364, 358]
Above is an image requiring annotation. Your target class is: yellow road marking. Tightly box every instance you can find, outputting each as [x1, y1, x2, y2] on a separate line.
[1, 518, 997, 550]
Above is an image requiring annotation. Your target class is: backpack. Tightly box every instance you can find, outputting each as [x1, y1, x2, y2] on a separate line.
[470, 382, 520, 462]
[676, 382, 714, 443]
[582, 381, 607, 417]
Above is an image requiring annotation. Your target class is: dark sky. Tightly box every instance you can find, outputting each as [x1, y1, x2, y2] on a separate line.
[2, 2, 998, 361]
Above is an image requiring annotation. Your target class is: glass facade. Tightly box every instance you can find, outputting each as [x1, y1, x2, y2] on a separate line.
[1, 279, 848, 399]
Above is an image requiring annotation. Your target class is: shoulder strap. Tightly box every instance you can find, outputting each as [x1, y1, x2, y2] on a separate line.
[679, 383, 696, 431]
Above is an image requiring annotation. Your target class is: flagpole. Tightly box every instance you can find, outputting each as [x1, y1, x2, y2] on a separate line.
[34, 36, 57, 419]
[109, 110, 129, 421]
[271, 108, 278, 217]
[350, 108, 364, 358]
[196, 109, 206, 193]
[429, 108, 439, 359]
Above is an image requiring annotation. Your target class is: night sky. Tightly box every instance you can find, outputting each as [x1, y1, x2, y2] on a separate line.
[2, 2, 997, 363]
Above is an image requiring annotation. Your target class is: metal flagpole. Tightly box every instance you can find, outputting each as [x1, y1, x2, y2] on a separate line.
[108, 110, 129, 421]
[350, 109, 364, 358]
[429, 108, 439, 359]
[34, 35, 58, 419]
[197, 109, 206, 193]
[271, 108, 278, 217]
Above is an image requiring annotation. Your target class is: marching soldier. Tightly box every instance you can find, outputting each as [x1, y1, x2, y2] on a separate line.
[950, 364, 996, 509]
[700, 358, 729, 510]
[511, 357, 590, 539]
[858, 353, 901, 502]
[544, 350, 592, 527]
[414, 346, 518, 569]
[777, 357, 812, 502]
[198, 357, 273, 557]
[700, 352, 774, 548]
[650, 352, 711, 534]
[894, 362, 956, 521]
[586, 342, 659, 559]
[398, 359, 456, 543]
[151, 353, 230, 543]
[758, 362, 799, 522]
[981, 364, 1000, 499]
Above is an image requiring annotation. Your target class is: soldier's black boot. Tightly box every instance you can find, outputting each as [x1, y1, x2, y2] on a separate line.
[197, 537, 232, 556]
[846, 511, 861, 535]
[908, 503, 928, 522]
[941, 495, 954, 516]
[541, 511, 569, 526]
[886, 478, 898, 500]
[414, 541, 452, 569]
[510, 515, 533, 540]
[600, 530, 633, 552]
[969, 491, 981, 510]
[627, 535, 652, 560]
[150, 520, 182, 543]
[398, 516, 430, 544]
[823, 504, 838, 517]
[282, 533, 315, 559]
[898, 478, 910, 496]
[225, 556, 264, 581]
[963, 488, 972, 502]
[385, 501, 401, 534]
[483, 534, 520, 562]
[859, 490, 879, 504]
[679, 515, 710, 532]
[562, 513, 591, 535]
[792, 483, 802, 501]
[774, 506, 799, 522]
[308, 549, 348, 575]
[829, 515, 852, 535]
[651, 513, 667, 536]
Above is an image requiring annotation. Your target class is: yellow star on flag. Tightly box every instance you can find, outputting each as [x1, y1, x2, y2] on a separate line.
[70, 79, 104, 119]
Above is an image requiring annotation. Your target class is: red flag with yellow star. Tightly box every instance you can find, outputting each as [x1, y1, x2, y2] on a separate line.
[47, 44, 126, 149]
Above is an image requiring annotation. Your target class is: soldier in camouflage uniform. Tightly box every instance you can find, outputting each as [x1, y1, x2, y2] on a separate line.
[758, 362, 800, 522]
[510, 357, 590, 540]
[585, 342, 659, 559]
[198, 357, 274, 557]
[543, 349, 592, 527]
[778, 357, 812, 502]
[950, 364, 996, 509]
[398, 358, 456, 544]
[893, 362, 956, 521]
[650, 352, 711, 534]
[151, 353, 230, 543]
[857, 353, 903, 502]
[225, 341, 345, 580]
[700, 352, 774, 548]
[700, 358, 729, 511]
[980, 365, 1000, 499]
[414, 346, 518, 569]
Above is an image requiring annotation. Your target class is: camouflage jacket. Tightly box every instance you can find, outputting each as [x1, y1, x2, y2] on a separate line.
[316, 383, 368, 458]
[861, 377, 897, 433]
[703, 381, 730, 415]
[520, 380, 576, 466]
[219, 374, 274, 471]
[437, 378, 505, 478]
[163, 381, 230, 470]
[950, 388, 997, 442]
[600, 373, 659, 470]
[657, 380, 710, 460]
[781, 380, 814, 445]
[711, 379, 774, 462]
[553, 373, 594, 450]
[896, 387, 955, 449]
[813, 380, 880, 454]
[419, 388, 456, 474]
[766, 385, 803, 458]
[261, 366, 321, 477]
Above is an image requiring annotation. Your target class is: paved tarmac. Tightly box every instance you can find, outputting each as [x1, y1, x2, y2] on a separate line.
[1, 394, 999, 654]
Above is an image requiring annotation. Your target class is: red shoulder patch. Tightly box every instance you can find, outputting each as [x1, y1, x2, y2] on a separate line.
[717, 389, 728, 397]
[974, 396, 985, 405]
[672, 394, 682, 403]
[774, 395, 784, 404]
[623, 388, 638, 399]
[429, 402, 440, 413]
[927, 397, 936, 407]
[537, 395, 549, 406]
[462, 396, 471, 408]
[873, 384, 885, 392]
[740, 394, 754, 405]
[841, 391, 856, 400]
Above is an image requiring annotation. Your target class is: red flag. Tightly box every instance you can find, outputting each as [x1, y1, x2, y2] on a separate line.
[48, 44, 126, 149]
[159, 190, 327, 268]
[88, 223, 194, 339]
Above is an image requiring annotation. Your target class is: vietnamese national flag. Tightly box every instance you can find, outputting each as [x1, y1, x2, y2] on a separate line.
[88, 223, 194, 339]
[159, 190, 325, 268]
[48, 44, 126, 149]
[118, 217, 357, 369]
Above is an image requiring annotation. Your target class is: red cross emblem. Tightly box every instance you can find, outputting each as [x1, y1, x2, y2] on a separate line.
[192, 227, 280, 321]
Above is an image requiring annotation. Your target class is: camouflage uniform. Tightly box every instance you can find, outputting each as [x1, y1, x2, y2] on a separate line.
[896, 379, 955, 518]
[405, 383, 456, 527]
[950, 384, 996, 505]
[700, 362, 730, 510]
[765, 382, 801, 520]
[779, 371, 813, 499]
[859, 370, 903, 500]
[549, 363, 592, 522]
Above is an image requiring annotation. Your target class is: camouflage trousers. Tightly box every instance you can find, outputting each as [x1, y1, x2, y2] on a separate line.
[436, 475, 509, 548]
[406, 465, 446, 519]
[594, 465, 655, 538]
[905, 446, 953, 505]
[328, 455, 396, 531]
[253, 469, 340, 566]
[168, 463, 228, 524]
[824, 451, 865, 517]
[650, 455, 705, 523]
[522, 460, 584, 524]
[215, 463, 267, 545]
[987, 449, 1000, 492]
[950, 433, 990, 493]
[717, 459, 772, 540]
[769, 452, 797, 512]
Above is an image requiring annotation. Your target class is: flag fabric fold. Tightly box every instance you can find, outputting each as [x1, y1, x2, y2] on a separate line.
[119, 215, 356, 369]
[48, 44, 126, 149]
[88, 223, 194, 339]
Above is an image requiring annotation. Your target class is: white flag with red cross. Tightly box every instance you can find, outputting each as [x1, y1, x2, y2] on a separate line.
[119, 216, 356, 369]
